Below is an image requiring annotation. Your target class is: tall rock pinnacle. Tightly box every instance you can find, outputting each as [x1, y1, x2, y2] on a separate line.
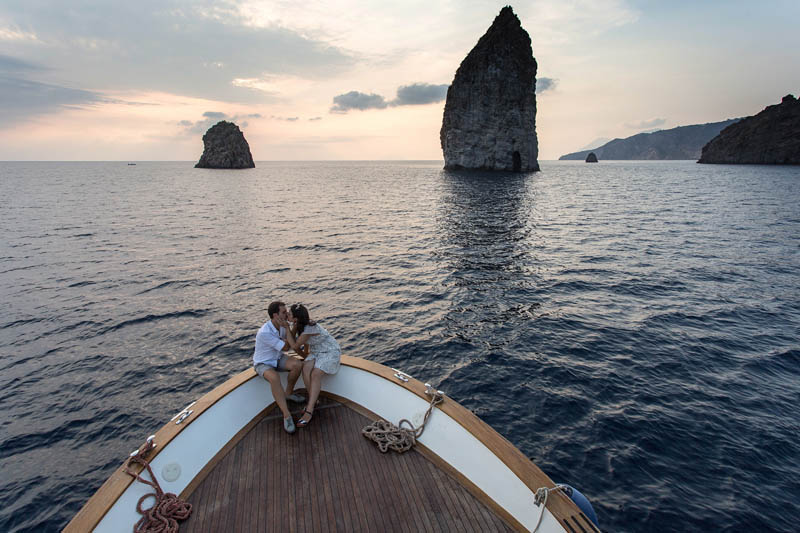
[440, 6, 539, 172]
[195, 121, 255, 169]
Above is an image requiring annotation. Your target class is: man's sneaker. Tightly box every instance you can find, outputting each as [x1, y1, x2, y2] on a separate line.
[286, 393, 305, 403]
[284, 417, 296, 434]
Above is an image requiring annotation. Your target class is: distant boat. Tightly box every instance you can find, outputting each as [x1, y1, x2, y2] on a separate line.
[65, 355, 599, 532]
[127, 163, 136, 165]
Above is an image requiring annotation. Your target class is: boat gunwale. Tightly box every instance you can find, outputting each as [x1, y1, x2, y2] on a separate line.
[64, 354, 586, 532]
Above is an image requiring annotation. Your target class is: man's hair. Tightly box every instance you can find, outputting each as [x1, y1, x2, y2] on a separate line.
[267, 301, 285, 318]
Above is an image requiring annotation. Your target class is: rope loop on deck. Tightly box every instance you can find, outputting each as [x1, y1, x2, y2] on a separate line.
[124, 438, 192, 533]
[362, 390, 443, 454]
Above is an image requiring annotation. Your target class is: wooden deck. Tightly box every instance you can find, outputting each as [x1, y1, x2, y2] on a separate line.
[179, 397, 516, 532]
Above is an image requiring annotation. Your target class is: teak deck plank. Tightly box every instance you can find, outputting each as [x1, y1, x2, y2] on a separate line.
[180, 398, 516, 532]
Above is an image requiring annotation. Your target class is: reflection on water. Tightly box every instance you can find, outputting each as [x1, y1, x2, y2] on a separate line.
[432, 170, 544, 364]
[436, 169, 536, 273]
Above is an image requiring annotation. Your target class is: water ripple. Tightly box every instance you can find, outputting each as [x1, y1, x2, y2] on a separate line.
[0, 161, 798, 532]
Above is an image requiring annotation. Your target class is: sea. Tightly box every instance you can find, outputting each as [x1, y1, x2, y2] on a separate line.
[1, 160, 798, 532]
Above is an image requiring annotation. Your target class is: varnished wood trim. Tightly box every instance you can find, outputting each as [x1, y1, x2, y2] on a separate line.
[579, 510, 601, 533]
[337, 355, 585, 528]
[63, 368, 262, 532]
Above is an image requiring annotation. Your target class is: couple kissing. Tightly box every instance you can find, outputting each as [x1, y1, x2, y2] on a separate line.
[252, 301, 342, 433]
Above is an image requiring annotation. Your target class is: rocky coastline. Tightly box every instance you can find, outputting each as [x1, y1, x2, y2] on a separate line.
[698, 95, 800, 164]
[560, 119, 739, 161]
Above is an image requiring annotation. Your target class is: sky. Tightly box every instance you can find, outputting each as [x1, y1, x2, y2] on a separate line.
[1, 0, 798, 161]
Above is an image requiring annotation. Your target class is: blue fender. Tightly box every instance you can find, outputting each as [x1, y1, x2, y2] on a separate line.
[560, 484, 599, 527]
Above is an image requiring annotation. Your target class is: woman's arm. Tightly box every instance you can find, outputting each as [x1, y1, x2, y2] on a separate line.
[294, 337, 309, 357]
[277, 318, 306, 355]
[294, 332, 318, 357]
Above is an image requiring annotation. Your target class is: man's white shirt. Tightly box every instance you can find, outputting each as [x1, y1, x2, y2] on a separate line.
[253, 321, 286, 365]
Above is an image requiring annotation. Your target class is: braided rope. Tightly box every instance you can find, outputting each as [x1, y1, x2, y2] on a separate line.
[362, 391, 443, 453]
[124, 439, 192, 533]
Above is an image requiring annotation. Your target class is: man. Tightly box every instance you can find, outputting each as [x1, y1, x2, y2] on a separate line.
[253, 301, 305, 433]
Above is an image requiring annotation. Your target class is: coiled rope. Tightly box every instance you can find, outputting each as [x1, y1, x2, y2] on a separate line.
[124, 439, 192, 533]
[362, 390, 444, 453]
[532, 484, 569, 533]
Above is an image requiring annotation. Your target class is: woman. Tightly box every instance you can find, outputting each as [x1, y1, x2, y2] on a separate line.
[289, 304, 341, 427]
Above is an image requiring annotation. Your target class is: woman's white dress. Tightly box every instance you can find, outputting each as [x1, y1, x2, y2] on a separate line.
[303, 323, 341, 374]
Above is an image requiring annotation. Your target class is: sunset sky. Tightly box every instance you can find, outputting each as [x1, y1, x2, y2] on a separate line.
[1, 0, 798, 161]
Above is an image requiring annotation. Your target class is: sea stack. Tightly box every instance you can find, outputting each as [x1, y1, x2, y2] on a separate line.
[195, 121, 255, 169]
[585, 152, 598, 163]
[698, 94, 800, 164]
[440, 6, 539, 172]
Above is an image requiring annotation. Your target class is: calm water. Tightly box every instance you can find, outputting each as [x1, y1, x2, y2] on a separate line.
[1, 160, 798, 532]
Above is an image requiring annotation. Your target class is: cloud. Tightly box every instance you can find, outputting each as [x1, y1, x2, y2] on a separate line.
[0, 53, 104, 123]
[393, 83, 448, 105]
[202, 112, 227, 121]
[0, 24, 40, 42]
[330, 91, 389, 113]
[536, 77, 558, 94]
[625, 117, 666, 129]
[0, 54, 45, 72]
[331, 77, 561, 113]
[271, 115, 299, 121]
[330, 83, 448, 113]
[0, 53, 161, 125]
[0, 1, 356, 104]
[180, 111, 262, 134]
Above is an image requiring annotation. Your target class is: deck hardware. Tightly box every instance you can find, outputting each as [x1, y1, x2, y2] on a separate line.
[162, 462, 182, 482]
[175, 410, 193, 424]
[424, 383, 444, 397]
[171, 401, 196, 421]
[124, 436, 192, 528]
[129, 435, 156, 457]
[391, 369, 412, 382]
[532, 484, 569, 532]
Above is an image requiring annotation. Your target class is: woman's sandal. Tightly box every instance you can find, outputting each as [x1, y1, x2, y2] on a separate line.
[297, 409, 313, 427]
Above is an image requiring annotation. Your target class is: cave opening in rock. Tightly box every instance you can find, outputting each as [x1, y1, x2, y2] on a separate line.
[512, 151, 521, 172]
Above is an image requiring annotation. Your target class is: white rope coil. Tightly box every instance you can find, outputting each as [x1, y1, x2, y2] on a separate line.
[362, 390, 443, 454]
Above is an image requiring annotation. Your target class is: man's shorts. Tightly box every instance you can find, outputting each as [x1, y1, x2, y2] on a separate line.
[254, 354, 292, 377]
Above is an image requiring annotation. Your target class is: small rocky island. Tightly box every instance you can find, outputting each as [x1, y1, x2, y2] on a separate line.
[699, 95, 800, 164]
[440, 6, 539, 172]
[585, 152, 598, 163]
[195, 121, 255, 169]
